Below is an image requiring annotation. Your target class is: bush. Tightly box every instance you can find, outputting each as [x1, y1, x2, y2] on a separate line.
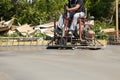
[7, 32, 20, 37]
[91, 20, 110, 40]
[33, 30, 46, 39]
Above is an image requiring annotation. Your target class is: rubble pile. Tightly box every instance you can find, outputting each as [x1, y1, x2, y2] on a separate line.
[1, 18, 116, 38]
[0, 18, 54, 38]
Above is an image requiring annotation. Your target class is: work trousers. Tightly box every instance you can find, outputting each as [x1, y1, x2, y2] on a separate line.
[57, 12, 85, 31]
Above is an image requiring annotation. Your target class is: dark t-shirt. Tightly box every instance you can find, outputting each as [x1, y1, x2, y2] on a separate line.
[68, 0, 84, 12]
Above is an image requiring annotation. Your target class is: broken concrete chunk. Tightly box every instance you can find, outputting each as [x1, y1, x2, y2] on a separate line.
[0, 18, 15, 32]
[16, 24, 35, 36]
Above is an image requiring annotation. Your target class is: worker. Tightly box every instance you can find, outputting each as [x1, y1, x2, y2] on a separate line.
[54, 0, 85, 36]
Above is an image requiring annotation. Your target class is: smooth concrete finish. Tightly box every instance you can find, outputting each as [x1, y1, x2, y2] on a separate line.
[0, 45, 120, 80]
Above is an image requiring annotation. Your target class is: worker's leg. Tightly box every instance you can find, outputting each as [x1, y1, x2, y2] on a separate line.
[70, 12, 85, 31]
[57, 14, 64, 29]
[53, 14, 64, 34]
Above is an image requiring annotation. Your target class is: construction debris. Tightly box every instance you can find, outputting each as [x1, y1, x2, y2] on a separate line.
[0, 18, 54, 38]
[1, 18, 116, 39]
[102, 28, 116, 34]
[34, 22, 55, 37]
[0, 18, 15, 32]
[16, 24, 35, 36]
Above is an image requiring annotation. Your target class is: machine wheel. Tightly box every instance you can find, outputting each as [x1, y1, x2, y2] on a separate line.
[58, 37, 67, 46]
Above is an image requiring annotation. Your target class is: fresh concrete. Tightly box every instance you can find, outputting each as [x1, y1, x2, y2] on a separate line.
[0, 45, 120, 80]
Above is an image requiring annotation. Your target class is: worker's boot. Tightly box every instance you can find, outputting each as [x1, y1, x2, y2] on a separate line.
[68, 30, 74, 37]
[53, 27, 62, 34]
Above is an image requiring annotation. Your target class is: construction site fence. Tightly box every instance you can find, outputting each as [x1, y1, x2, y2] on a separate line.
[0, 37, 49, 47]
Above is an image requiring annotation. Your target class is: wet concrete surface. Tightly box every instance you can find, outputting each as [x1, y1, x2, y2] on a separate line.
[0, 45, 120, 80]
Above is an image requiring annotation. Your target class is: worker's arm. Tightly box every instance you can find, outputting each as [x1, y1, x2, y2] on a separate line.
[66, 4, 80, 12]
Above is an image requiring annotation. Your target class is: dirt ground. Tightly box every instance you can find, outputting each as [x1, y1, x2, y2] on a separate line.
[0, 45, 120, 80]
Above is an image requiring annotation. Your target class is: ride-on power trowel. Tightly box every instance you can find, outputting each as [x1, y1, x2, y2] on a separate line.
[47, 6, 104, 50]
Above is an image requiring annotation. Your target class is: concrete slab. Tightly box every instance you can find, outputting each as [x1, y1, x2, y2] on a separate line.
[0, 45, 120, 80]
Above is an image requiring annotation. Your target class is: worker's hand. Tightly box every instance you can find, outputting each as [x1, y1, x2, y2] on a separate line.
[66, 6, 71, 11]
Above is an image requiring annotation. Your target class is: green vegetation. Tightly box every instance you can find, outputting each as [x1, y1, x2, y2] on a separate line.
[0, 0, 116, 26]
[33, 30, 46, 39]
[0, 0, 68, 25]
